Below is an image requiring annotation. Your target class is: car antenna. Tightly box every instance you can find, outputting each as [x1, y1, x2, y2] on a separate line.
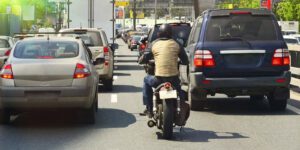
[80, 23, 82, 29]
[47, 34, 50, 41]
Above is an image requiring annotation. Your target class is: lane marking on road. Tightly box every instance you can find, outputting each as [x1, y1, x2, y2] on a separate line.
[113, 75, 118, 80]
[111, 94, 118, 103]
[287, 104, 300, 115]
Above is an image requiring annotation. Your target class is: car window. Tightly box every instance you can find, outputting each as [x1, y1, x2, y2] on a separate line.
[0, 39, 10, 48]
[149, 24, 191, 45]
[205, 15, 278, 41]
[14, 41, 79, 59]
[101, 31, 109, 45]
[61, 31, 103, 46]
[188, 17, 203, 45]
[285, 39, 298, 44]
[133, 36, 141, 41]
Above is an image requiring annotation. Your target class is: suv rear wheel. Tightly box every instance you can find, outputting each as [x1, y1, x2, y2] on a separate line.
[0, 109, 10, 124]
[268, 88, 289, 111]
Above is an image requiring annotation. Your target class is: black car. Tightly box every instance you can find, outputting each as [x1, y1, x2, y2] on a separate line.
[184, 9, 291, 111]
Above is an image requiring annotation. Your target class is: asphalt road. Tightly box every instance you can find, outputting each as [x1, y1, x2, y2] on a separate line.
[0, 39, 300, 150]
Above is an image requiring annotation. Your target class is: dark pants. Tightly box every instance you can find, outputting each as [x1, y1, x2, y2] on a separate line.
[143, 75, 184, 111]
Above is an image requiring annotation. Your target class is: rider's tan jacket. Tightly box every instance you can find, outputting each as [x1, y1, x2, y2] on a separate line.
[152, 39, 180, 77]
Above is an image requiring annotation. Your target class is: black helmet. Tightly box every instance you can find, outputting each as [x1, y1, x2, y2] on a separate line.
[157, 24, 172, 39]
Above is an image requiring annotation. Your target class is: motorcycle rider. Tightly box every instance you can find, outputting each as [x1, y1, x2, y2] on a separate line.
[139, 24, 189, 117]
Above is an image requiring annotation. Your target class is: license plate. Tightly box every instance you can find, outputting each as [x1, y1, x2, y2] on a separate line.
[159, 90, 177, 99]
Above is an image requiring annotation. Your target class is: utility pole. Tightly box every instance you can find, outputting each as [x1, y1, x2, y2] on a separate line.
[154, 0, 157, 24]
[193, 0, 199, 18]
[133, 0, 137, 30]
[67, 0, 71, 28]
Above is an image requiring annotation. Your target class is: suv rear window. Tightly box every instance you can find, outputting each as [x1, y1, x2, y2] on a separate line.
[62, 31, 103, 46]
[0, 39, 9, 48]
[205, 15, 278, 41]
[14, 41, 79, 59]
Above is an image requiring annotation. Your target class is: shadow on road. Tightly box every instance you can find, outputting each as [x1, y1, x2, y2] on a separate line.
[115, 59, 138, 63]
[113, 72, 131, 77]
[8, 108, 136, 129]
[115, 55, 139, 58]
[115, 64, 143, 71]
[193, 98, 298, 116]
[156, 128, 248, 142]
[98, 85, 142, 93]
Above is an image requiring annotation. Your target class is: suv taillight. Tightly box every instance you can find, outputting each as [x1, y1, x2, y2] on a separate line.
[1, 64, 14, 79]
[73, 63, 90, 79]
[103, 46, 109, 66]
[5, 49, 11, 56]
[272, 49, 290, 66]
[194, 50, 215, 67]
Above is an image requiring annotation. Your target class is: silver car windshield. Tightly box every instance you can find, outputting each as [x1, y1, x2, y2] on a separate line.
[14, 41, 79, 59]
[0, 39, 10, 48]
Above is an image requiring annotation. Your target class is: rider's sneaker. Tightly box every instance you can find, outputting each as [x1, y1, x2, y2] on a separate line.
[139, 108, 148, 116]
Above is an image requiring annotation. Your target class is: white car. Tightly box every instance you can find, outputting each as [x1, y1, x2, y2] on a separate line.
[284, 35, 299, 45]
[0, 36, 15, 68]
[59, 28, 115, 91]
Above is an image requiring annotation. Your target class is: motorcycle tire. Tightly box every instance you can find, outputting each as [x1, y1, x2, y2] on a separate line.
[162, 100, 175, 139]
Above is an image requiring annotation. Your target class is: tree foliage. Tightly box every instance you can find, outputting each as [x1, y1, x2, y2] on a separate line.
[275, 0, 300, 21]
[216, 0, 260, 9]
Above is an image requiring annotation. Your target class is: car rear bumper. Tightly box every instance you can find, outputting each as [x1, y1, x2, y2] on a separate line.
[189, 71, 291, 90]
[0, 86, 94, 109]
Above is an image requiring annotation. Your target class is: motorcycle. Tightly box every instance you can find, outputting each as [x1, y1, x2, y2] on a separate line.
[145, 61, 190, 139]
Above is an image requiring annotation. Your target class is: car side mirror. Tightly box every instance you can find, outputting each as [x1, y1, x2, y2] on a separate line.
[109, 43, 119, 51]
[93, 58, 105, 65]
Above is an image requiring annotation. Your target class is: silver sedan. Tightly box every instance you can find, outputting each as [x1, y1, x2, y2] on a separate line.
[0, 37, 99, 124]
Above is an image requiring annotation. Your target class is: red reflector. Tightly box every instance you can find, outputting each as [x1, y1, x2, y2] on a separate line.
[140, 44, 146, 50]
[104, 47, 109, 53]
[276, 78, 286, 83]
[164, 82, 172, 89]
[202, 80, 211, 84]
[104, 61, 109, 66]
[5, 49, 11, 56]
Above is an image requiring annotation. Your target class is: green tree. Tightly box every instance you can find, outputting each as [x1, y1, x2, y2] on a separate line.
[276, 0, 300, 21]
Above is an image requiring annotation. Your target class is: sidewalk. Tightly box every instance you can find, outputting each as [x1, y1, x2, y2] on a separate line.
[290, 85, 300, 108]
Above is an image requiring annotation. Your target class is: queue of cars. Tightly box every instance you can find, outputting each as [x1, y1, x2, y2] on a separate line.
[0, 28, 117, 124]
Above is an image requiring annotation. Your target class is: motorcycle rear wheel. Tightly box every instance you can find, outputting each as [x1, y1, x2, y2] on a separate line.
[162, 100, 175, 139]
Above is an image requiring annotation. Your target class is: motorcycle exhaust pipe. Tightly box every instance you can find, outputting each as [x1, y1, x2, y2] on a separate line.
[147, 120, 156, 128]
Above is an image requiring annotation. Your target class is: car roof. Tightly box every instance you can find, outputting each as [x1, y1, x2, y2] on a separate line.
[0, 36, 10, 40]
[283, 36, 297, 39]
[204, 8, 272, 16]
[20, 37, 81, 43]
[59, 28, 101, 32]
